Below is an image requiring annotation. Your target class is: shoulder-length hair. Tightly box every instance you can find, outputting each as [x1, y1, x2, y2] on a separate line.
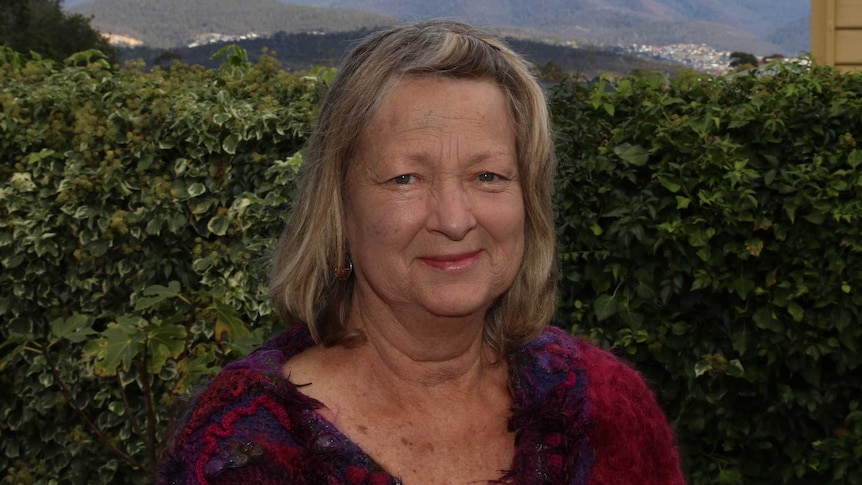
[269, 19, 557, 354]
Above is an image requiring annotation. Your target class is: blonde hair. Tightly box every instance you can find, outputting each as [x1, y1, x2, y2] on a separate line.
[269, 19, 557, 354]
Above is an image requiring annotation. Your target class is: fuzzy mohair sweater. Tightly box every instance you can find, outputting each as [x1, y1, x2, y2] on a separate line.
[159, 325, 685, 484]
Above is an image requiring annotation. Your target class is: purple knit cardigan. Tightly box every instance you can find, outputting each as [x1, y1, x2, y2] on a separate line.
[158, 325, 684, 484]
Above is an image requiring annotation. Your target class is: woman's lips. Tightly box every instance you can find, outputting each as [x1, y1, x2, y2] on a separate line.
[418, 251, 480, 271]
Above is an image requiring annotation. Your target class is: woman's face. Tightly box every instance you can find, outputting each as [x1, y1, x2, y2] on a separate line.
[345, 76, 525, 322]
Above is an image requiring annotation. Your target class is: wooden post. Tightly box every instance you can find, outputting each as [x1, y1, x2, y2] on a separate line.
[812, 0, 862, 71]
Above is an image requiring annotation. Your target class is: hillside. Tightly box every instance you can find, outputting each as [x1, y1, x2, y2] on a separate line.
[67, 0, 809, 55]
[68, 0, 397, 49]
[120, 28, 683, 79]
[271, 0, 810, 55]
[592, 19, 783, 55]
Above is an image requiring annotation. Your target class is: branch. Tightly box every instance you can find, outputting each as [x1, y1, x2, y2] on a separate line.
[42, 347, 148, 472]
[139, 357, 158, 483]
[116, 371, 147, 443]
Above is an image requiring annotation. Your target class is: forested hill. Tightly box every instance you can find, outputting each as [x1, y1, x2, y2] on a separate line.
[68, 0, 808, 55]
[272, 0, 809, 55]
[121, 28, 682, 79]
[68, 0, 397, 49]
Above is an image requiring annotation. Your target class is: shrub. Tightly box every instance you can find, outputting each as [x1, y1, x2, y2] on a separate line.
[551, 63, 862, 483]
[0, 47, 322, 483]
[1, 49, 860, 483]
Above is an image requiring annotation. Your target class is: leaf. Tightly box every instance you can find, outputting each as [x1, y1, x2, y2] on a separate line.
[787, 302, 804, 322]
[134, 281, 181, 311]
[753, 306, 782, 333]
[614, 144, 650, 166]
[26, 148, 55, 164]
[213, 113, 231, 126]
[50, 315, 96, 344]
[84, 316, 146, 375]
[729, 276, 755, 299]
[193, 256, 214, 272]
[187, 183, 206, 197]
[658, 176, 681, 193]
[593, 294, 619, 321]
[213, 299, 250, 342]
[146, 323, 188, 374]
[222, 134, 240, 155]
[731, 329, 748, 355]
[694, 360, 711, 378]
[207, 215, 229, 236]
[727, 359, 745, 378]
[675, 196, 691, 209]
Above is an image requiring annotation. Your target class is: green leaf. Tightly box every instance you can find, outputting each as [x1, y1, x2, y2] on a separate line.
[50, 315, 96, 344]
[675, 196, 691, 209]
[727, 359, 745, 378]
[729, 276, 755, 299]
[213, 299, 250, 342]
[614, 144, 650, 166]
[187, 183, 206, 197]
[753, 306, 782, 333]
[84, 316, 146, 375]
[134, 281, 181, 311]
[593, 294, 619, 321]
[787, 302, 804, 322]
[694, 360, 711, 378]
[658, 176, 681, 193]
[213, 113, 231, 126]
[222, 134, 240, 155]
[803, 211, 825, 225]
[146, 323, 188, 374]
[26, 148, 55, 164]
[193, 256, 214, 272]
[207, 215, 229, 236]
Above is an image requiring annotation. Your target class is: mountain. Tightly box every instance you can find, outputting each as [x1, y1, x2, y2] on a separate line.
[269, 0, 810, 55]
[121, 27, 683, 79]
[67, 0, 397, 49]
[67, 0, 809, 55]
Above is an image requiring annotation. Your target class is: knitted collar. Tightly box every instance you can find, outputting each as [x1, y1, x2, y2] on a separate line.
[222, 325, 593, 484]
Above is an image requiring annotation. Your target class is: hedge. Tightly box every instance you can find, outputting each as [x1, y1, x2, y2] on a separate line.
[551, 65, 862, 483]
[1, 47, 860, 484]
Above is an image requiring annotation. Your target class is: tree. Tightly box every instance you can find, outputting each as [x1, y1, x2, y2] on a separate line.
[728, 51, 759, 70]
[0, 0, 116, 63]
[540, 60, 567, 82]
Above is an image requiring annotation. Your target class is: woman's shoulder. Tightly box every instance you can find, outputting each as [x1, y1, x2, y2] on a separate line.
[569, 329, 686, 484]
[513, 326, 685, 484]
[158, 326, 317, 484]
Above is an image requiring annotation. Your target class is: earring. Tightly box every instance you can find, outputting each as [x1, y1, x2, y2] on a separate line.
[335, 258, 353, 280]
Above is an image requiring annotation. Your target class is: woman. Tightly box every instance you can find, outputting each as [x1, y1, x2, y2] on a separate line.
[160, 20, 685, 484]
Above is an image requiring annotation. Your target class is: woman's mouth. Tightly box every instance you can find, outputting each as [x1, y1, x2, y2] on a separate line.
[418, 251, 481, 271]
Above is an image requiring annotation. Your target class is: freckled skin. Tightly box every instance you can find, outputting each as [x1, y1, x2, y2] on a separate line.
[345, 77, 525, 324]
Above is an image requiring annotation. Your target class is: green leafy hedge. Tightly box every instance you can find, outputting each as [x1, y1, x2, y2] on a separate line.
[0, 47, 323, 483]
[551, 65, 862, 483]
[1, 48, 860, 484]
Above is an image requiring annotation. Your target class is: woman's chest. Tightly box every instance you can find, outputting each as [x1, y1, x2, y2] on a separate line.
[336, 414, 516, 485]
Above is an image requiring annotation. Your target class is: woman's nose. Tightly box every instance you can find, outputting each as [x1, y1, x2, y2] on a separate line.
[427, 180, 478, 241]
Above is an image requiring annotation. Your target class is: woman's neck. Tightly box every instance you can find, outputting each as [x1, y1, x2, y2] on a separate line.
[346, 294, 503, 403]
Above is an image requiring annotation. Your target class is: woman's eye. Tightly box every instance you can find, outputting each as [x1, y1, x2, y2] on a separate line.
[477, 172, 499, 182]
[392, 174, 415, 185]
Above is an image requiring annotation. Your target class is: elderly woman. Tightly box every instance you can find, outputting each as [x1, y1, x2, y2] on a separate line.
[160, 20, 685, 485]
